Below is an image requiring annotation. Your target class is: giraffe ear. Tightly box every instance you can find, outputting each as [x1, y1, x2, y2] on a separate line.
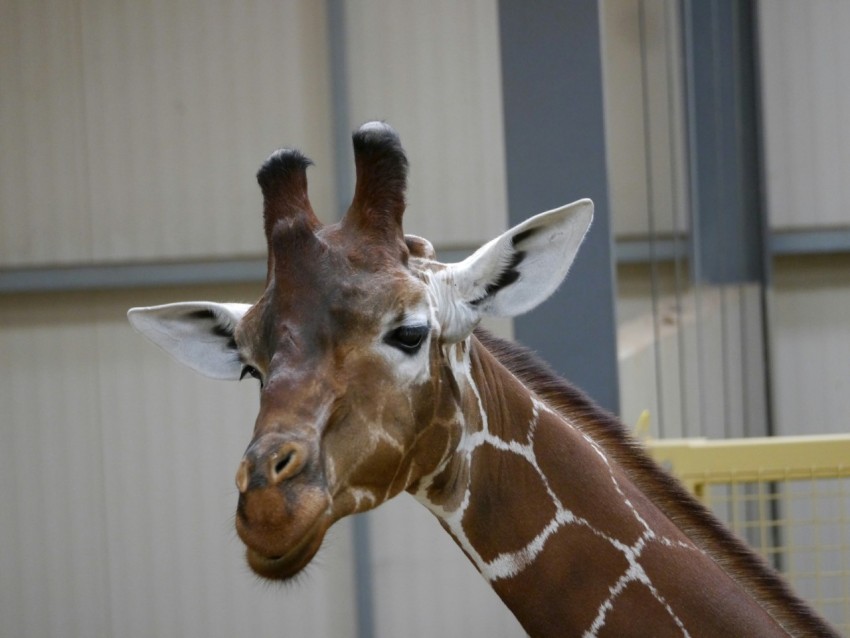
[127, 302, 251, 379]
[405, 234, 436, 260]
[436, 199, 593, 341]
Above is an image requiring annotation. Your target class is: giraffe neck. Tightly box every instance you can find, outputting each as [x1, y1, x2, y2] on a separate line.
[411, 332, 830, 637]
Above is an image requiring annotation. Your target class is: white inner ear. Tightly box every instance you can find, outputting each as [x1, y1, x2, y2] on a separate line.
[127, 301, 251, 379]
[436, 199, 593, 341]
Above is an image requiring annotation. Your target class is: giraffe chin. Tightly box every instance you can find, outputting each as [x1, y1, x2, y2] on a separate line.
[243, 522, 329, 581]
[236, 486, 333, 581]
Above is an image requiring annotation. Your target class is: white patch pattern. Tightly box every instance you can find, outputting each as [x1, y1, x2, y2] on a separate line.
[414, 341, 701, 636]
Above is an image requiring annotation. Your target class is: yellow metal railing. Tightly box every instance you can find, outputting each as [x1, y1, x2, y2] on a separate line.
[646, 434, 850, 635]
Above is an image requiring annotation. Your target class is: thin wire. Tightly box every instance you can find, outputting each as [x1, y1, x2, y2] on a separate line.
[639, 0, 666, 438]
[682, 0, 708, 438]
[665, 0, 690, 438]
[720, 286, 732, 439]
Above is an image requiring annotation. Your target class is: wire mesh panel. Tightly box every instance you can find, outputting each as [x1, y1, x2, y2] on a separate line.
[648, 435, 850, 635]
[702, 475, 850, 633]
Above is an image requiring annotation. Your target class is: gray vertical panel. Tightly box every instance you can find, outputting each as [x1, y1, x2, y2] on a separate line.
[683, 0, 765, 285]
[327, 3, 376, 637]
[498, 0, 620, 413]
[328, 0, 354, 219]
[682, 0, 773, 438]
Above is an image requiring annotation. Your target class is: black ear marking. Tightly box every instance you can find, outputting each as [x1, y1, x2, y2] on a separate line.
[469, 224, 538, 304]
[511, 226, 538, 248]
[188, 309, 237, 350]
[470, 250, 526, 306]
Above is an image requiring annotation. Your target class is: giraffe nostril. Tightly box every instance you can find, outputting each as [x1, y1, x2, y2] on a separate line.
[268, 442, 307, 485]
[274, 451, 294, 476]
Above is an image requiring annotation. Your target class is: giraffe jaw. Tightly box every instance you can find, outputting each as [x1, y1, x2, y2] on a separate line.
[241, 514, 331, 581]
[244, 528, 327, 581]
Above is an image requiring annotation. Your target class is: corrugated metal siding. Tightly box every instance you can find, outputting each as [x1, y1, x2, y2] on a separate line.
[617, 274, 768, 440]
[0, 0, 92, 266]
[600, 0, 689, 239]
[759, 0, 850, 230]
[0, 300, 110, 637]
[343, 0, 508, 249]
[1, 0, 335, 267]
[1, 0, 511, 264]
[770, 257, 850, 436]
[758, 3, 850, 435]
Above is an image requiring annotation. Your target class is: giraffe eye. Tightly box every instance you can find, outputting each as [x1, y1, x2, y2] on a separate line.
[385, 325, 429, 354]
[240, 365, 263, 383]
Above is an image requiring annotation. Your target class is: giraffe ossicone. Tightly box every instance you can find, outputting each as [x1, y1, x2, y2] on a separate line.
[129, 122, 837, 637]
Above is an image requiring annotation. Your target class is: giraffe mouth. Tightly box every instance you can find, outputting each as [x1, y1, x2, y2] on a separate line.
[235, 469, 334, 581]
[241, 516, 330, 581]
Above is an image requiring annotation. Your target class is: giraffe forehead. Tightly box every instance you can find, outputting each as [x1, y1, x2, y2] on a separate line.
[244, 254, 432, 357]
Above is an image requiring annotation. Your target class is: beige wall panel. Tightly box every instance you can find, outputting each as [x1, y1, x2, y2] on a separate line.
[1, 1, 335, 267]
[0, 0, 92, 265]
[81, 0, 336, 263]
[600, 0, 688, 239]
[617, 274, 767, 440]
[368, 496, 524, 637]
[770, 257, 850, 436]
[0, 301, 109, 637]
[0, 286, 358, 637]
[343, 0, 508, 249]
[759, 0, 850, 229]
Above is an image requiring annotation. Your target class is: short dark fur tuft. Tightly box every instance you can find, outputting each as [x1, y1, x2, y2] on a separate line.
[349, 122, 408, 228]
[256, 148, 319, 243]
[256, 149, 313, 198]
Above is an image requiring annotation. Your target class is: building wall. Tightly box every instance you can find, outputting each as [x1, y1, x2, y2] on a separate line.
[759, 0, 850, 230]
[605, 0, 850, 442]
[757, 0, 850, 436]
[0, 0, 336, 266]
[600, 0, 688, 239]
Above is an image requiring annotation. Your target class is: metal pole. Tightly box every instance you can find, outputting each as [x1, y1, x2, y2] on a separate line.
[327, 2, 376, 636]
[498, 0, 620, 414]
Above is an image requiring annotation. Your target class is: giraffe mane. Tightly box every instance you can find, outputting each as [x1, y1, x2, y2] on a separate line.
[473, 327, 837, 637]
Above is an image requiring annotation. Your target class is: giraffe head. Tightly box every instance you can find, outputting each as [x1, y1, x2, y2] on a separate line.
[128, 122, 592, 581]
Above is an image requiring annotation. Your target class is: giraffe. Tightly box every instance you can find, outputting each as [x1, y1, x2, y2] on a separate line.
[128, 122, 837, 637]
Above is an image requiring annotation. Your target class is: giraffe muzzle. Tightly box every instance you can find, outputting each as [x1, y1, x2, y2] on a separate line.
[234, 432, 332, 580]
[236, 437, 309, 493]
